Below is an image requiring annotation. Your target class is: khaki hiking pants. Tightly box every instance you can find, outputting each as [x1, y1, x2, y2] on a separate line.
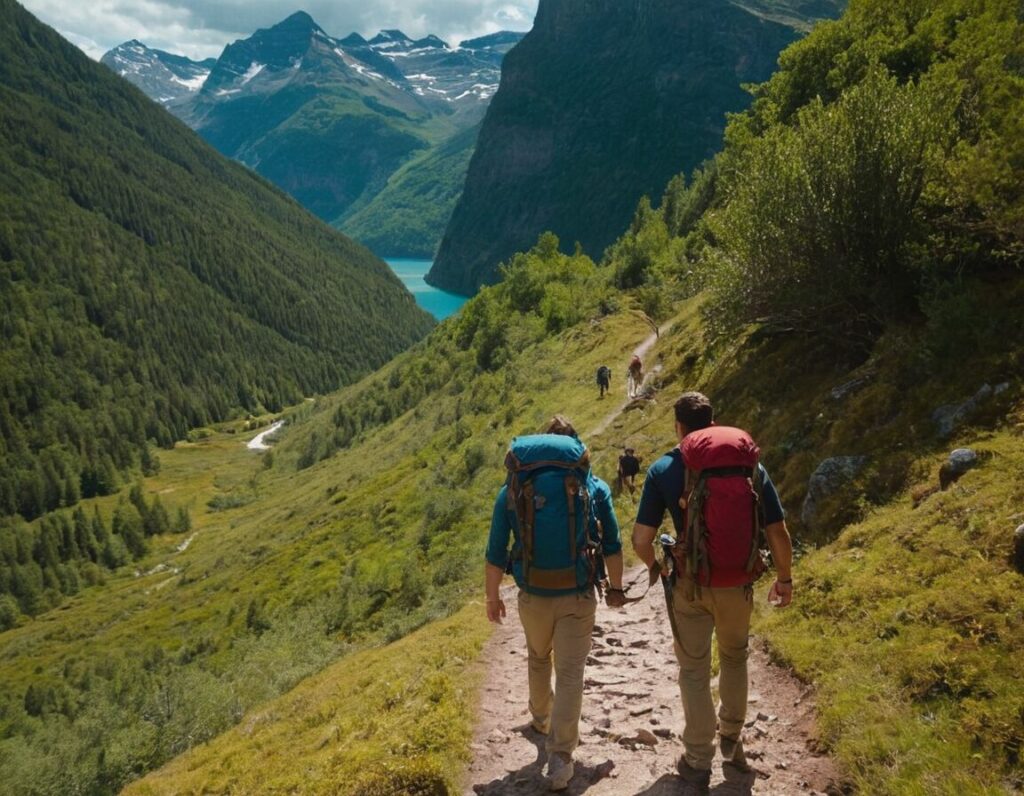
[517, 590, 596, 756]
[672, 580, 753, 770]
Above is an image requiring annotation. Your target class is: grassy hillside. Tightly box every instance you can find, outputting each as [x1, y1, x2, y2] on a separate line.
[0, 255, 668, 794]
[0, 0, 433, 547]
[117, 267, 1022, 794]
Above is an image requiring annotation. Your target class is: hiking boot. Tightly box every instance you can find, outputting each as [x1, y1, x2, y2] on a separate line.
[546, 752, 574, 791]
[720, 733, 751, 773]
[676, 757, 711, 792]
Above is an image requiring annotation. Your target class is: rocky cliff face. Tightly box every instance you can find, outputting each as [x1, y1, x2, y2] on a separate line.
[428, 0, 810, 294]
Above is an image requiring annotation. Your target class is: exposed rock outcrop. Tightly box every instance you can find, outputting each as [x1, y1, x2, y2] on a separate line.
[428, 0, 819, 294]
[801, 456, 868, 531]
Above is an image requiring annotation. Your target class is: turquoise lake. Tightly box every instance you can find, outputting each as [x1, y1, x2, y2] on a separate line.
[385, 258, 468, 321]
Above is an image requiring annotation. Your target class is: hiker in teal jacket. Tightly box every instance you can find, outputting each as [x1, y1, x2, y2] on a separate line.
[485, 415, 624, 792]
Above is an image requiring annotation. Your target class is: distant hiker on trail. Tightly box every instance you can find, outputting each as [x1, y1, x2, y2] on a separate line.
[596, 365, 611, 399]
[627, 354, 644, 399]
[617, 447, 642, 495]
[631, 392, 793, 792]
[485, 415, 625, 791]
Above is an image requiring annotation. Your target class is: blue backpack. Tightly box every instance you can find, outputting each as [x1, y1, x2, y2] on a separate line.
[504, 434, 605, 595]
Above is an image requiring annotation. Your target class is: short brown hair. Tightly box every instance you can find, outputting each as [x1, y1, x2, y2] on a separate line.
[546, 414, 578, 437]
[674, 392, 713, 431]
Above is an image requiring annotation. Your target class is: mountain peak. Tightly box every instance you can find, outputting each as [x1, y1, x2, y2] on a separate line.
[275, 10, 321, 32]
[412, 34, 448, 49]
[369, 29, 412, 47]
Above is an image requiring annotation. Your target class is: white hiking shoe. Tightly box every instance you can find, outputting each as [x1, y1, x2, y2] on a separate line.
[545, 752, 574, 791]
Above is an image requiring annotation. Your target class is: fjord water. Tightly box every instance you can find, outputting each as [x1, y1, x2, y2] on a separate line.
[385, 258, 468, 320]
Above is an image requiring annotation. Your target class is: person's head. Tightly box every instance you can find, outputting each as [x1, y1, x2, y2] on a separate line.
[674, 391, 713, 441]
[624, 447, 634, 456]
[546, 414, 578, 437]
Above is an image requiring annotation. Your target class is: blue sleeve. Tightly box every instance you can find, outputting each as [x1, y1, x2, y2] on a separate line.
[759, 465, 785, 525]
[485, 486, 512, 569]
[636, 467, 666, 528]
[593, 481, 622, 556]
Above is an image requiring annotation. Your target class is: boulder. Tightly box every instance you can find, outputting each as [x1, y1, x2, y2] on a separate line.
[932, 384, 993, 438]
[939, 448, 979, 490]
[801, 456, 868, 530]
[1014, 524, 1024, 575]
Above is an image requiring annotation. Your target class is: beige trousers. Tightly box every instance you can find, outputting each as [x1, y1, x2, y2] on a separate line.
[517, 590, 596, 756]
[672, 580, 753, 770]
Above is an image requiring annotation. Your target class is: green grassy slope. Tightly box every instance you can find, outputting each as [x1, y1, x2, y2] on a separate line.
[0, 271, 667, 793]
[119, 275, 1023, 794]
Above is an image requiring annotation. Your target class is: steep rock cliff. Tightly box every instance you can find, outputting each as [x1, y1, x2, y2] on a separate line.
[428, 0, 809, 293]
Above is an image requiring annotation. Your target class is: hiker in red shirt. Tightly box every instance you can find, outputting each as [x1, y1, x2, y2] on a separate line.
[631, 392, 794, 792]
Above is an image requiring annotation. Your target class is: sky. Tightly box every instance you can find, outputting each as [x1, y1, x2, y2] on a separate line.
[19, 0, 540, 61]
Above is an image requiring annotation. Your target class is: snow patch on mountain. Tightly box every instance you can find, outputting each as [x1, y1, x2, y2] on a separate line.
[239, 62, 265, 85]
[171, 72, 209, 91]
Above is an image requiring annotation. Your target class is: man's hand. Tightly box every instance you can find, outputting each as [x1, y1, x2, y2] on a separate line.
[605, 588, 626, 609]
[767, 579, 793, 608]
[486, 598, 506, 623]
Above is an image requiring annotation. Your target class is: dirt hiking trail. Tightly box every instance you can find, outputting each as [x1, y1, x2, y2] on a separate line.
[587, 320, 673, 440]
[465, 567, 841, 795]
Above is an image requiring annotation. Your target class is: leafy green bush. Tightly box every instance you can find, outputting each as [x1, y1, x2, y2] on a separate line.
[206, 493, 255, 512]
[0, 593, 19, 631]
[707, 67, 955, 341]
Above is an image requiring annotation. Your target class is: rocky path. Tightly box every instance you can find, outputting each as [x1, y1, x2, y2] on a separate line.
[465, 568, 840, 795]
[587, 321, 673, 440]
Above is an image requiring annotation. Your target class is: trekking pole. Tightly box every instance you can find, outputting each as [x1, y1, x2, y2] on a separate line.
[659, 533, 682, 646]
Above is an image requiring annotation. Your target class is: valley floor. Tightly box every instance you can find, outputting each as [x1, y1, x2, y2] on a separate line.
[465, 567, 840, 795]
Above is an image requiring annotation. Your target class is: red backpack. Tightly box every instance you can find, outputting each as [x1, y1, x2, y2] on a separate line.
[678, 426, 768, 592]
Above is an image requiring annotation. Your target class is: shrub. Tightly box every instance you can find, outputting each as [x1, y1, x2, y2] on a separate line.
[0, 594, 19, 631]
[706, 67, 956, 342]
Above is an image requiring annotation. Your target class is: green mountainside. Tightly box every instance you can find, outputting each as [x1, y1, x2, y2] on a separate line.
[2, 0, 1023, 794]
[427, 0, 845, 294]
[338, 123, 479, 258]
[0, 0, 433, 604]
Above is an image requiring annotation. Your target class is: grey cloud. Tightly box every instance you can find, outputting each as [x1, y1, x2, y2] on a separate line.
[20, 0, 538, 60]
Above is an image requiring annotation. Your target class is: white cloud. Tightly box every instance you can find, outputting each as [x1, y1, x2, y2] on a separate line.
[18, 0, 538, 60]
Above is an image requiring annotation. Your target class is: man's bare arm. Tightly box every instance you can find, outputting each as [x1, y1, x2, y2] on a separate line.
[605, 552, 624, 591]
[485, 562, 507, 623]
[631, 523, 658, 571]
[765, 520, 793, 607]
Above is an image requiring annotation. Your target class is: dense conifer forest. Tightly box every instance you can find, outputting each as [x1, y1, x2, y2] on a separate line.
[0, 0, 433, 534]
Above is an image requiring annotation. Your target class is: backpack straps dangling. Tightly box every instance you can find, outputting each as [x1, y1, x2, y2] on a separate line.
[564, 475, 578, 563]
[746, 463, 768, 576]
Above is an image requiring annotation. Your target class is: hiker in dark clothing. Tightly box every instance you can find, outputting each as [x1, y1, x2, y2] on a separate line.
[631, 392, 793, 791]
[617, 448, 642, 494]
[596, 365, 611, 399]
